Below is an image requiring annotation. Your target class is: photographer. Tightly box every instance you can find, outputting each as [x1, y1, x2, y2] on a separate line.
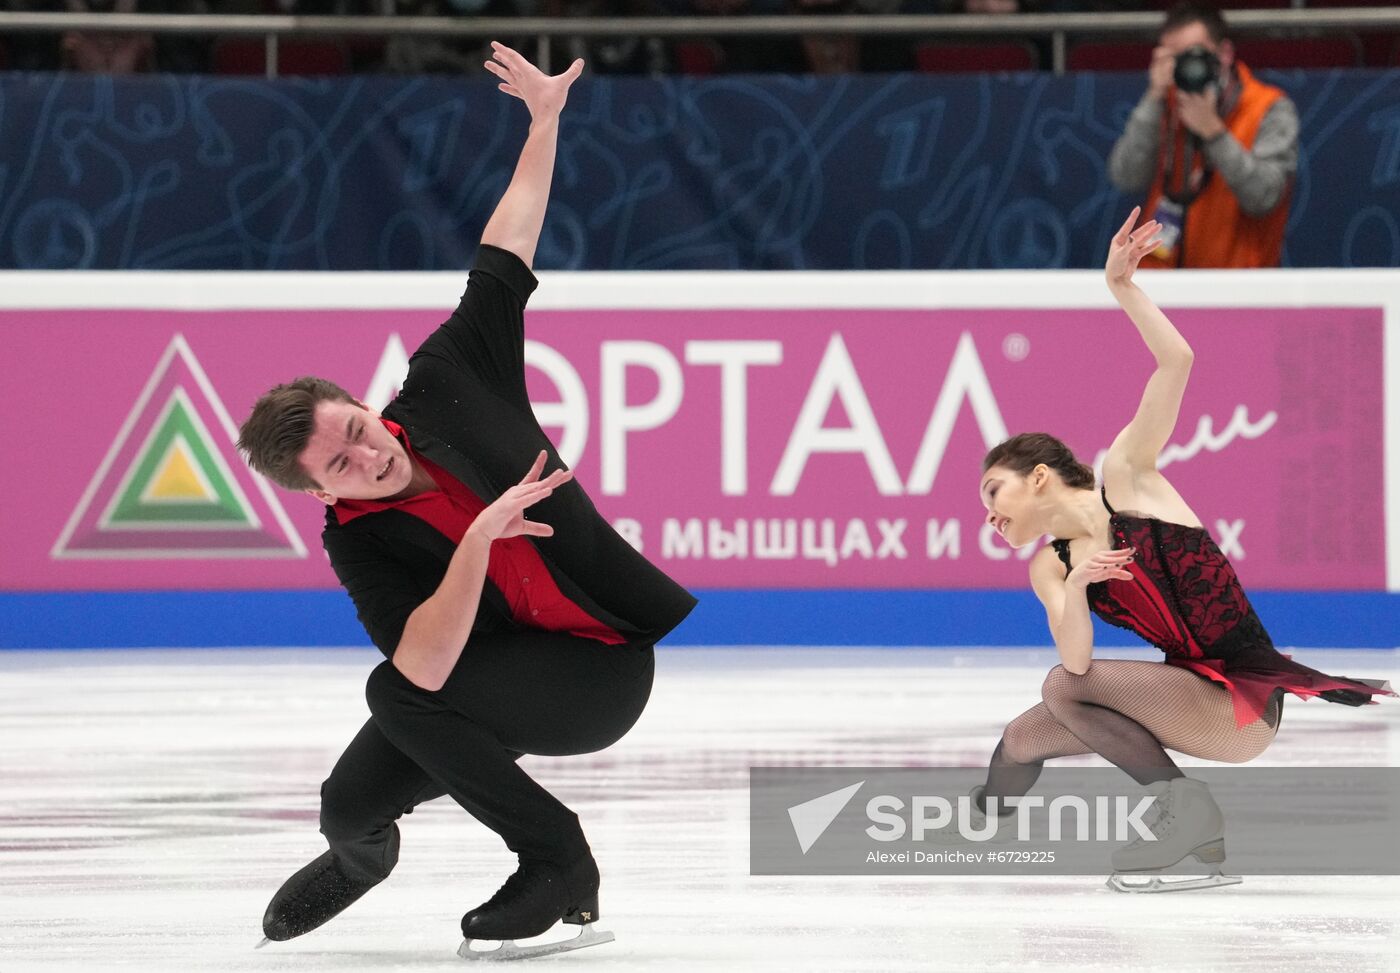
[59, 0, 155, 73]
[1107, 3, 1298, 268]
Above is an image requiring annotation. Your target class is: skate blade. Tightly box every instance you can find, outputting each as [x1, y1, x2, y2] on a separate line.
[1106, 871, 1242, 894]
[457, 924, 615, 962]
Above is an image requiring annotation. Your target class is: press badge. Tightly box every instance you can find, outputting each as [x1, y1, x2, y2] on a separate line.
[1151, 199, 1184, 261]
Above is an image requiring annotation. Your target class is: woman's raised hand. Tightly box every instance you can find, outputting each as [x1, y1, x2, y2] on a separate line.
[1105, 207, 1162, 287]
[467, 450, 573, 544]
[1066, 547, 1136, 591]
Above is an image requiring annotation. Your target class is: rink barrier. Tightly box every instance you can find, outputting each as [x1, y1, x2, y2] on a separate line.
[4, 268, 1398, 596]
[4, 270, 1395, 645]
[1, 590, 1397, 650]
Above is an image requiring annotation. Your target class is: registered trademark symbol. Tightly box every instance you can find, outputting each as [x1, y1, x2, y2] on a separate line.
[1003, 333, 1030, 361]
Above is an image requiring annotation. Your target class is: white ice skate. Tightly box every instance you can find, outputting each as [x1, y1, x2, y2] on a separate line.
[919, 786, 1018, 846]
[457, 921, 615, 962]
[1106, 777, 1242, 893]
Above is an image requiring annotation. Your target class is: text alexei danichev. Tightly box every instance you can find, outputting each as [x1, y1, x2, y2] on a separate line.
[867, 851, 982, 864]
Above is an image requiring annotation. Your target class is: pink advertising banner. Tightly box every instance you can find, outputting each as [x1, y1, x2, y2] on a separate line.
[2, 303, 1385, 591]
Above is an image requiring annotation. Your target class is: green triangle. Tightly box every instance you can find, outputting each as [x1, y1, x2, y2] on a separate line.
[108, 391, 253, 525]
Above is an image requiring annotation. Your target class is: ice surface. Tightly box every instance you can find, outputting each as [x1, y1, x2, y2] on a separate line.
[1, 646, 1396, 972]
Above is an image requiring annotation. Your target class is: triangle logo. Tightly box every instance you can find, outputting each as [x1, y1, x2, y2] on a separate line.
[787, 780, 864, 855]
[53, 335, 306, 559]
[142, 435, 220, 506]
[103, 387, 258, 528]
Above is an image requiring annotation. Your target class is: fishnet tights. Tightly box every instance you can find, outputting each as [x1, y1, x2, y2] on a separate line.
[984, 660, 1281, 806]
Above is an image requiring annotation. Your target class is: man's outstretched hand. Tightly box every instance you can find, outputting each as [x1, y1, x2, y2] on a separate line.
[467, 451, 573, 544]
[484, 42, 584, 123]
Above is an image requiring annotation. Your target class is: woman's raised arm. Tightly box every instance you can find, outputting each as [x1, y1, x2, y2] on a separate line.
[1103, 207, 1195, 472]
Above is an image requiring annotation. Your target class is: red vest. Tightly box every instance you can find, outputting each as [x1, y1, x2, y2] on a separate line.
[335, 419, 625, 646]
[1142, 62, 1290, 269]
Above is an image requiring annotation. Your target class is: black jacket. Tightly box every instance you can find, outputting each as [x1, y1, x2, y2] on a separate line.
[323, 245, 697, 659]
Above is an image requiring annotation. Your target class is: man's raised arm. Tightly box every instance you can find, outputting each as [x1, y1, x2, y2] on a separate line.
[479, 43, 584, 269]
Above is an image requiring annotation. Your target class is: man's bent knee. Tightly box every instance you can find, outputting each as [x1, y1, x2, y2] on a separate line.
[320, 774, 382, 842]
[364, 658, 417, 720]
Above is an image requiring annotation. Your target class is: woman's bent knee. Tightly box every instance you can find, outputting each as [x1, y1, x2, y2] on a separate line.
[1040, 664, 1084, 705]
[998, 724, 1036, 766]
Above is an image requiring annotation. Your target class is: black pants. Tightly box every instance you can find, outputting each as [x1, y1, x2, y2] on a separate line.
[318, 631, 655, 886]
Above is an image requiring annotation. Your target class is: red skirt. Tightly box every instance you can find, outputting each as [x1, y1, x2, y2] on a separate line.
[1168, 655, 1394, 729]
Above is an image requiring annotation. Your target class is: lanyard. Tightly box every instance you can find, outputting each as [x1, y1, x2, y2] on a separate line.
[1160, 66, 1241, 206]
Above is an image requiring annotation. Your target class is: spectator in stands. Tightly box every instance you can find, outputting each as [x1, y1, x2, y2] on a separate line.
[382, 0, 479, 74]
[665, 0, 924, 76]
[786, 0, 907, 74]
[147, 0, 214, 73]
[941, 1, 1158, 10]
[918, 1, 1124, 11]
[4, 0, 63, 71]
[220, 0, 365, 13]
[661, 0, 804, 74]
[788, 0, 860, 74]
[664, 0, 908, 75]
[217, 0, 380, 73]
[380, 0, 528, 75]
[541, 0, 669, 76]
[60, 0, 155, 73]
[1107, 2, 1298, 268]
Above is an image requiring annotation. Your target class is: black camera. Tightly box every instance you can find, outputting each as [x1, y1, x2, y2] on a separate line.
[1173, 45, 1222, 94]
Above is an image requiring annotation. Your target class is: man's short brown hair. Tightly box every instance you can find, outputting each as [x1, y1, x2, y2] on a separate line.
[237, 376, 356, 491]
[1161, 2, 1229, 45]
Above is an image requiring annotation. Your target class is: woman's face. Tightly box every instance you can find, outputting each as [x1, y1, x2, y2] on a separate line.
[978, 465, 1040, 549]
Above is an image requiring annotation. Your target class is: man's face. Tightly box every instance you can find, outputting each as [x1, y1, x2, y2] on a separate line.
[1159, 20, 1233, 71]
[298, 399, 414, 504]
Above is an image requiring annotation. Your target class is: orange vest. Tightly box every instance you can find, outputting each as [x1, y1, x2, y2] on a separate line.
[1141, 62, 1290, 269]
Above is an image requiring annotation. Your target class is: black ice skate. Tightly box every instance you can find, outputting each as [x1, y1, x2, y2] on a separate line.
[457, 858, 614, 961]
[256, 850, 379, 947]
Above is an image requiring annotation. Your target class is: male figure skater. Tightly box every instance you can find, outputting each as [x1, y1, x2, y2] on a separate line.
[237, 44, 695, 958]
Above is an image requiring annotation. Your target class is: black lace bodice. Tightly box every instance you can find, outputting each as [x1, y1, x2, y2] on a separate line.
[1051, 488, 1274, 663]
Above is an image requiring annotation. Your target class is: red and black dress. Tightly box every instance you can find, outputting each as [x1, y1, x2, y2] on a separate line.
[1050, 487, 1393, 729]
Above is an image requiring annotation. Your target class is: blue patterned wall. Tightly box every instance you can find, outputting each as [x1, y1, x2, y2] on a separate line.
[2, 69, 1398, 270]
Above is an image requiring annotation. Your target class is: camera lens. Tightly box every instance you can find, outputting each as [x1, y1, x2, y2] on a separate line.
[1173, 45, 1221, 94]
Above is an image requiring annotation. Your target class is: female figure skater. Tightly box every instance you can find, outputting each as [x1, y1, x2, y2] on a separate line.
[976, 208, 1392, 890]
